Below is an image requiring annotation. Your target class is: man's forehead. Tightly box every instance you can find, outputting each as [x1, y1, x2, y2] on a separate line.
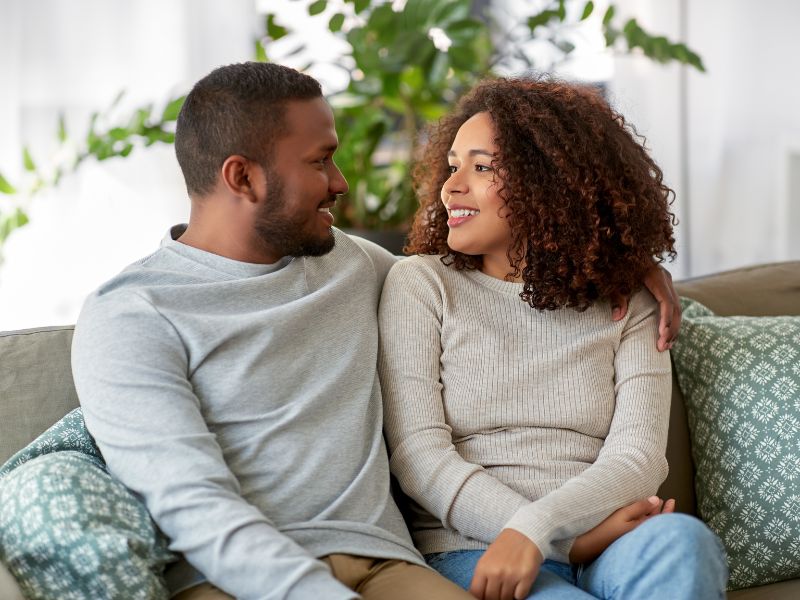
[282, 98, 338, 145]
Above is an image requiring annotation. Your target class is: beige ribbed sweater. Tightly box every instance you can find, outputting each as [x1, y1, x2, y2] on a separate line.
[378, 255, 671, 563]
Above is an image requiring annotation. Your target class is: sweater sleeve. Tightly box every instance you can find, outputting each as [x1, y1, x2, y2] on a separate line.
[503, 291, 671, 558]
[72, 292, 356, 600]
[379, 260, 534, 544]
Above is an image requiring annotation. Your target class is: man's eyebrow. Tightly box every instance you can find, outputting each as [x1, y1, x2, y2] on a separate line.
[320, 143, 339, 153]
[447, 149, 495, 158]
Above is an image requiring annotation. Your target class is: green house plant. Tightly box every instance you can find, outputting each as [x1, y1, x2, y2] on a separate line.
[0, 0, 703, 255]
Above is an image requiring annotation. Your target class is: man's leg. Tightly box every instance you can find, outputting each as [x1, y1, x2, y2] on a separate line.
[322, 554, 470, 599]
[358, 558, 476, 600]
[172, 582, 234, 600]
[425, 550, 596, 599]
[577, 513, 728, 599]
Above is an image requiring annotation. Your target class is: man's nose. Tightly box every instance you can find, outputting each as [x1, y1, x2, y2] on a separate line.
[330, 163, 349, 195]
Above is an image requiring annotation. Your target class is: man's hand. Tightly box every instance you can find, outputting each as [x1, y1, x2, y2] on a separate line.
[470, 529, 543, 600]
[610, 264, 681, 352]
[569, 496, 676, 564]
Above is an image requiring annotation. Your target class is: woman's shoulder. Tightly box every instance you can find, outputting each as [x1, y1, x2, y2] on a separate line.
[629, 287, 659, 312]
[387, 254, 450, 281]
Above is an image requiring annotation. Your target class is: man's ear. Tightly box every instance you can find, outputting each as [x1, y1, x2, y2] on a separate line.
[220, 155, 262, 202]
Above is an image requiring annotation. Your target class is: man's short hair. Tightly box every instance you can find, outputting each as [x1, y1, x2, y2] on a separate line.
[175, 62, 322, 197]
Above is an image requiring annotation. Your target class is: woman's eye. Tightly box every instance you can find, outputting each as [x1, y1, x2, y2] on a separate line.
[447, 165, 458, 174]
[475, 164, 492, 173]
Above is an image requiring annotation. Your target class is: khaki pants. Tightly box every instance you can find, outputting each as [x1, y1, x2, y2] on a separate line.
[174, 554, 472, 599]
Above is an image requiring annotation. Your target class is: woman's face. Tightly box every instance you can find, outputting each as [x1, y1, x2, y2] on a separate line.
[441, 111, 514, 279]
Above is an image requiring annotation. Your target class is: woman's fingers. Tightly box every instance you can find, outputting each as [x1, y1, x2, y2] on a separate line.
[513, 574, 536, 600]
[469, 574, 487, 600]
[622, 496, 662, 519]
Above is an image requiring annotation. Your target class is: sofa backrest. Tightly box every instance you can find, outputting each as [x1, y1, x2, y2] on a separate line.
[660, 261, 800, 515]
[3, 261, 799, 502]
[0, 326, 79, 464]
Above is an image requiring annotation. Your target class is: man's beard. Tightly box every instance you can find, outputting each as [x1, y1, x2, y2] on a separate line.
[254, 171, 336, 258]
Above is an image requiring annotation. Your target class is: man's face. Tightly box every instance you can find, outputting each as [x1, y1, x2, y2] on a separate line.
[254, 97, 348, 258]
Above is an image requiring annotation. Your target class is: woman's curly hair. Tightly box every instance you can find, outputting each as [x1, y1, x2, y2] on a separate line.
[406, 76, 677, 311]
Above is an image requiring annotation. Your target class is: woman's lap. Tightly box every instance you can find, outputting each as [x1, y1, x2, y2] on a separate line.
[425, 515, 727, 599]
[425, 550, 594, 599]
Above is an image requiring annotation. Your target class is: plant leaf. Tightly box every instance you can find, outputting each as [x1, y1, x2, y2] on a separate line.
[555, 40, 576, 55]
[0, 208, 29, 245]
[308, 0, 327, 16]
[161, 95, 185, 122]
[57, 113, 67, 143]
[255, 39, 268, 62]
[354, 0, 370, 14]
[527, 10, 559, 32]
[266, 14, 288, 40]
[0, 171, 17, 194]
[23, 147, 36, 172]
[557, 0, 566, 21]
[329, 12, 345, 33]
[602, 5, 615, 25]
[581, 1, 594, 20]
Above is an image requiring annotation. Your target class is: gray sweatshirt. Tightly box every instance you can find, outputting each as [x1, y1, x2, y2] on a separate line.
[378, 255, 671, 562]
[72, 227, 422, 600]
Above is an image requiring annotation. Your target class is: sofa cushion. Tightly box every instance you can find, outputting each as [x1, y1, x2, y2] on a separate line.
[0, 327, 79, 464]
[671, 298, 800, 590]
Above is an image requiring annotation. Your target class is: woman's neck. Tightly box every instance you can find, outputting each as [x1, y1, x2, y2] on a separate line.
[480, 253, 523, 282]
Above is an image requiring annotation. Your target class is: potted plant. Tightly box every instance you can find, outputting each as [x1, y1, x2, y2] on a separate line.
[0, 0, 703, 256]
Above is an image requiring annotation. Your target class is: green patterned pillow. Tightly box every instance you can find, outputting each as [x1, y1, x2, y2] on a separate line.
[0, 409, 175, 599]
[671, 298, 800, 590]
[0, 408, 104, 477]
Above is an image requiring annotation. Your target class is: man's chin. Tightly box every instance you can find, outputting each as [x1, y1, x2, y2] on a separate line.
[292, 230, 336, 258]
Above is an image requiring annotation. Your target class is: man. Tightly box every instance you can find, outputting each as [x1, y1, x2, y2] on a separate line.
[72, 61, 472, 600]
[72, 62, 680, 599]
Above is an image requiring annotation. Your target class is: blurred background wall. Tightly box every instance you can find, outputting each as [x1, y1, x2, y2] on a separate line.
[1, 0, 798, 330]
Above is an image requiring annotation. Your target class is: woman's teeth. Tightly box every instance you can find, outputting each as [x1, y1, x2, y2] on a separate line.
[450, 208, 479, 217]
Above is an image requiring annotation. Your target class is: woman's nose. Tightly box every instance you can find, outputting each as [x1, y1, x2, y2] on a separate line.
[443, 171, 467, 196]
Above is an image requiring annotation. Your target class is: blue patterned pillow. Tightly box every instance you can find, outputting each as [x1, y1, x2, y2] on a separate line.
[0, 409, 175, 599]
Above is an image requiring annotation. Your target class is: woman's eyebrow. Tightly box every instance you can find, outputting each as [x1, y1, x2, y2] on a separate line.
[447, 149, 495, 158]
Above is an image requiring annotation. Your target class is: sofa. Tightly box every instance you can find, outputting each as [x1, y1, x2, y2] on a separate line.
[1, 261, 798, 599]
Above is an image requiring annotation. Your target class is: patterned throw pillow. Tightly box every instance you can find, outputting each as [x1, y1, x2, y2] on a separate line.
[671, 298, 800, 590]
[0, 408, 104, 477]
[0, 409, 174, 599]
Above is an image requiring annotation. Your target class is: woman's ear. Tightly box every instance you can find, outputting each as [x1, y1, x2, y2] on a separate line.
[220, 155, 263, 202]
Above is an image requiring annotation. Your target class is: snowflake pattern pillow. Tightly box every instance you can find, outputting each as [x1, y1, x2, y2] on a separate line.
[0, 408, 104, 477]
[0, 409, 175, 599]
[671, 298, 800, 590]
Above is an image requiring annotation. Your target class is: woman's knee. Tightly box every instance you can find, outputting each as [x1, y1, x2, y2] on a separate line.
[637, 513, 726, 564]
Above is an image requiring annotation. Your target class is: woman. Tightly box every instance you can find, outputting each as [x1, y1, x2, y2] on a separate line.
[378, 77, 727, 600]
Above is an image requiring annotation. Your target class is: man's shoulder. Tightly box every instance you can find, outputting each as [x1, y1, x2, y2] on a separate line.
[330, 229, 399, 288]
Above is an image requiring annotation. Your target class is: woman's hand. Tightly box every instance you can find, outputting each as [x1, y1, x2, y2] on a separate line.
[470, 528, 543, 600]
[611, 264, 681, 352]
[569, 496, 676, 564]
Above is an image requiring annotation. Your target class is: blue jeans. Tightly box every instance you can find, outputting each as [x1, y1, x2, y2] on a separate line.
[426, 514, 728, 599]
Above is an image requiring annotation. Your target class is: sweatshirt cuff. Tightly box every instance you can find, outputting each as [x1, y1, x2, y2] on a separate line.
[503, 503, 557, 560]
